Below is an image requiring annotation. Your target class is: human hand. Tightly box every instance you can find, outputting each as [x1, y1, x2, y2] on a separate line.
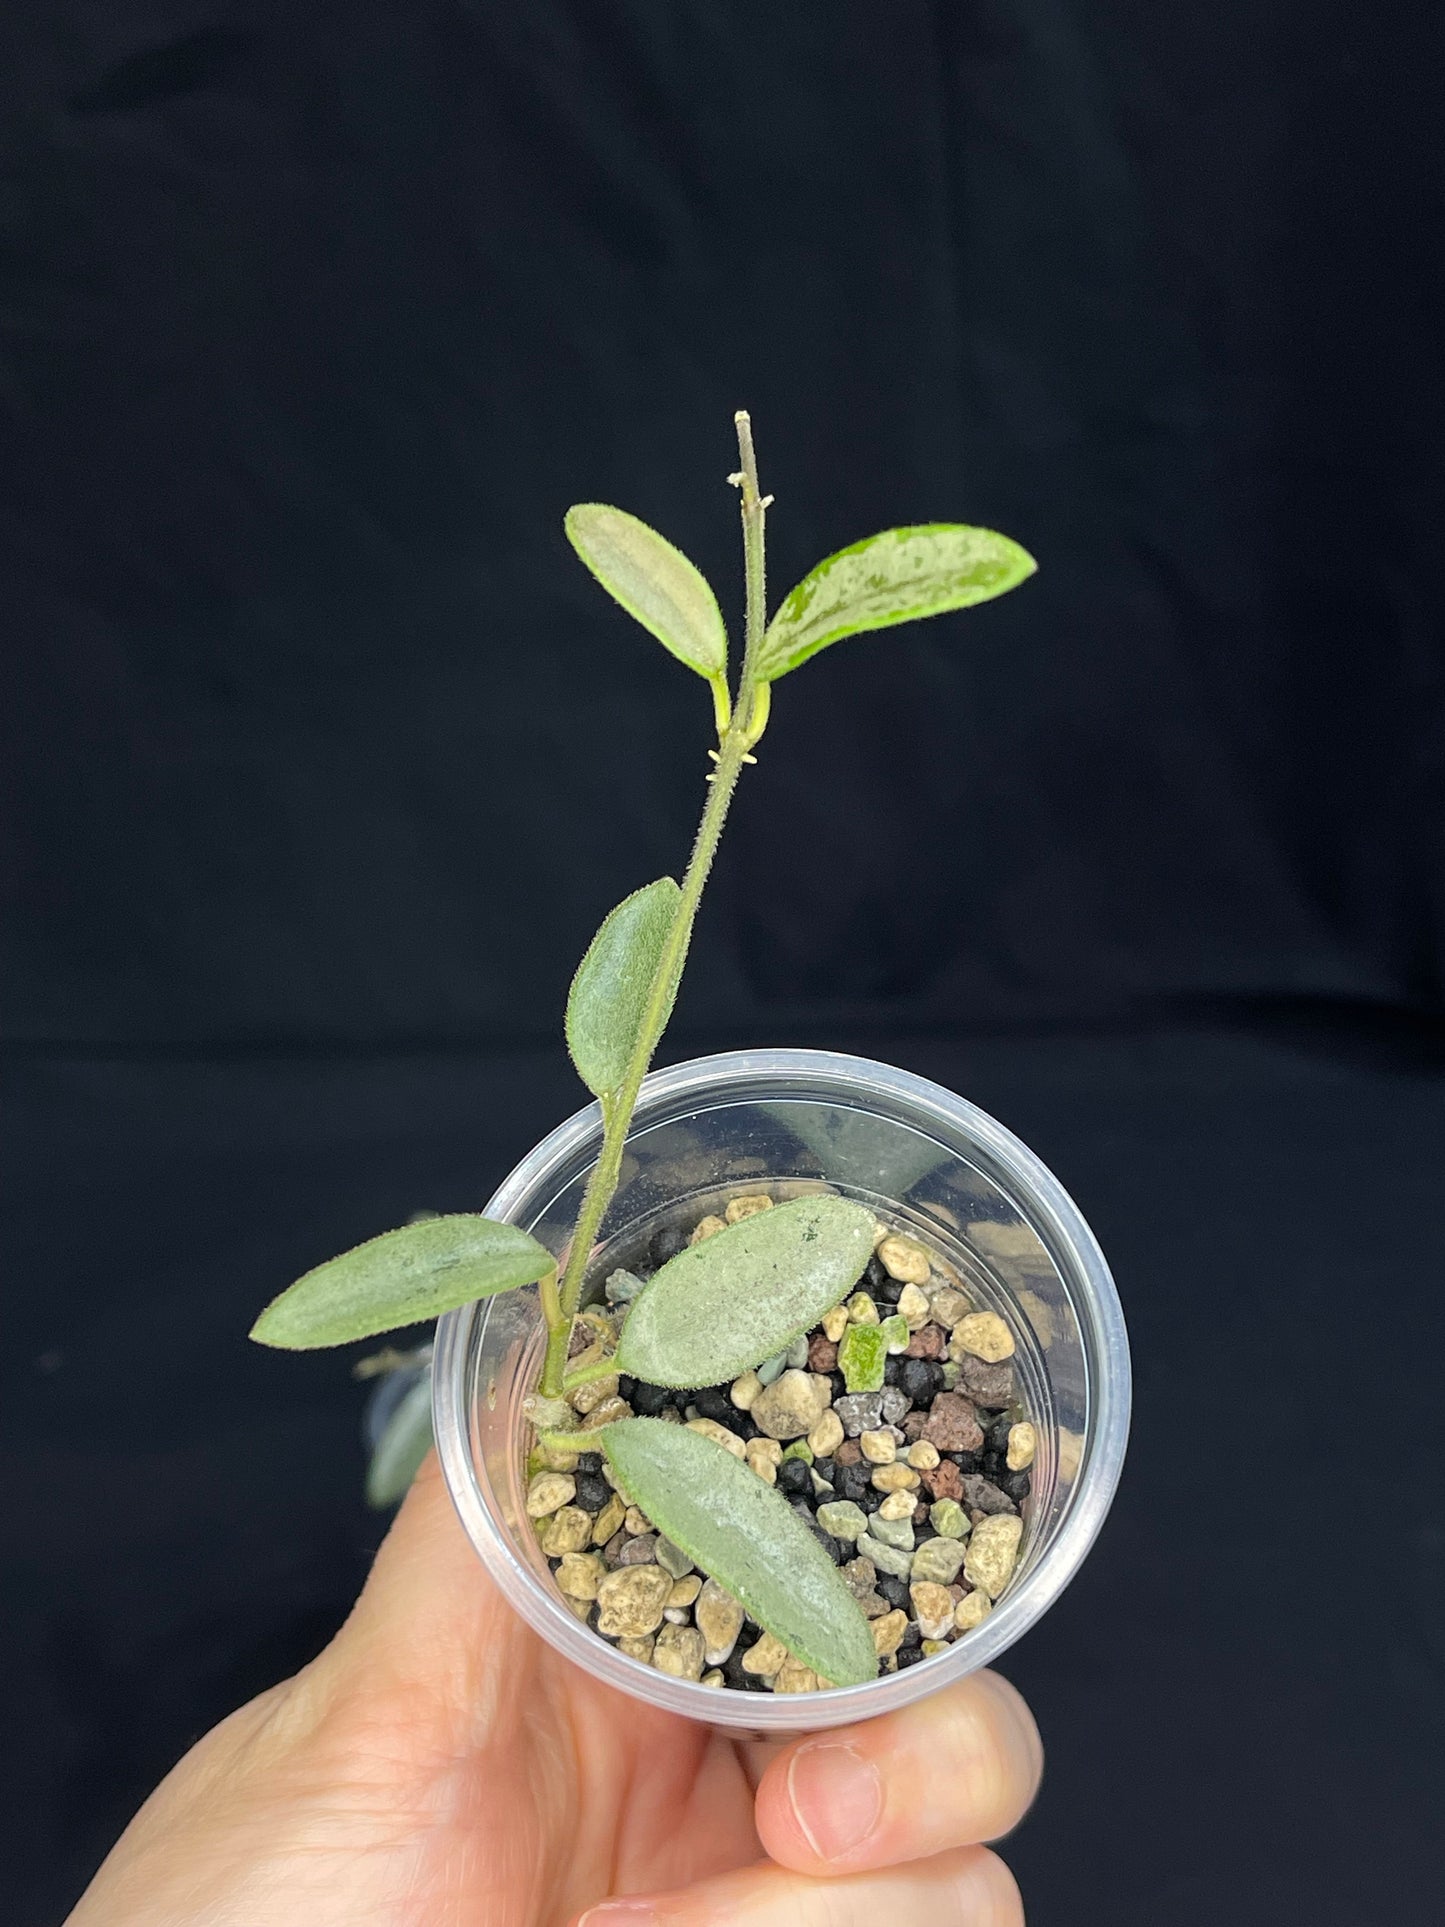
[68, 1455, 1042, 1926]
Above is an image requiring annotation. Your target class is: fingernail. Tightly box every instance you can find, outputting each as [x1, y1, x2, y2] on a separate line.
[786, 1739, 883, 1862]
[576, 1906, 658, 1927]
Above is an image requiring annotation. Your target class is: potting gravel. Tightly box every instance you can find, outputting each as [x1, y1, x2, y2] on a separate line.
[528, 1194, 1034, 1692]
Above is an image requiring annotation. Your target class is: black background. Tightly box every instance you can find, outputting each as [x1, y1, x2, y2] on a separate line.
[3, 5, 1444, 1923]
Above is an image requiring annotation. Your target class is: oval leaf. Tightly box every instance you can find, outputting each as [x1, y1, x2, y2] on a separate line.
[365, 1372, 435, 1509]
[250, 1215, 553, 1349]
[757, 523, 1037, 682]
[616, 1195, 876, 1388]
[599, 1416, 877, 1687]
[566, 503, 728, 680]
[566, 877, 682, 1099]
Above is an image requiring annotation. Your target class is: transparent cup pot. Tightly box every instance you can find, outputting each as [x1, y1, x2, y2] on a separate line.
[433, 1049, 1130, 1730]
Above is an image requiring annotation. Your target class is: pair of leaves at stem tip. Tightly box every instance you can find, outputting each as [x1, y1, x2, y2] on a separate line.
[566, 501, 1036, 689]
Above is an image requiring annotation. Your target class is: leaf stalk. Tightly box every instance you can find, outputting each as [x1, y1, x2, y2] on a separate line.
[538, 413, 771, 1393]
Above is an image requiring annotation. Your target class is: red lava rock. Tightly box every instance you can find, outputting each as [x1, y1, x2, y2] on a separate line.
[912, 1499, 930, 1527]
[960, 1474, 1018, 1516]
[955, 1355, 1015, 1408]
[901, 1411, 930, 1443]
[808, 1334, 839, 1373]
[833, 1438, 863, 1467]
[948, 1581, 973, 1605]
[922, 1457, 964, 1501]
[905, 1323, 946, 1360]
[921, 1392, 985, 1454]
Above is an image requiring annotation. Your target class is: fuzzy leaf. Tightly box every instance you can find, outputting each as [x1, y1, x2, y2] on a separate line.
[365, 1373, 435, 1509]
[757, 523, 1037, 682]
[250, 1215, 554, 1349]
[566, 503, 728, 680]
[598, 1417, 877, 1687]
[566, 877, 682, 1099]
[616, 1195, 876, 1388]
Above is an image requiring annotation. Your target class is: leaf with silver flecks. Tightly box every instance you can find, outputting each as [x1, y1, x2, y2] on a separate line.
[615, 1194, 875, 1388]
[598, 1417, 877, 1687]
[250, 1215, 553, 1349]
[757, 523, 1036, 682]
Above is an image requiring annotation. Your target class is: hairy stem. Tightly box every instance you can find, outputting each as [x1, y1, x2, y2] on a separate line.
[539, 413, 770, 1393]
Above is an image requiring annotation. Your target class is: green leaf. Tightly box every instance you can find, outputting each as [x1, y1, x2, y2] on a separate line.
[566, 877, 683, 1099]
[598, 1417, 877, 1687]
[365, 1372, 435, 1509]
[615, 1195, 876, 1388]
[566, 503, 728, 681]
[756, 523, 1037, 682]
[250, 1215, 554, 1349]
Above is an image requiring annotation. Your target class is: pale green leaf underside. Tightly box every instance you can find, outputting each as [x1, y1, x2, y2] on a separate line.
[566, 503, 728, 680]
[757, 523, 1037, 682]
[566, 877, 683, 1098]
[365, 1374, 435, 1509]
[250, 1215, 553, 1349]
[599, 1417, 877, 1687]
[615, 1194, 876, 1388]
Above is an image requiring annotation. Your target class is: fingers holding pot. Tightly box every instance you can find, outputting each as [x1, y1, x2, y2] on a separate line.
[573, 1845, 1025, 1926]
[752, 1671, 1043, 1875]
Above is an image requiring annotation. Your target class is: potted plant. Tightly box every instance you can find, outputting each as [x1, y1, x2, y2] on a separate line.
[251, 414, 1130, 1722]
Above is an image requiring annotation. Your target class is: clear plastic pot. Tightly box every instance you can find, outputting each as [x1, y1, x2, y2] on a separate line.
[433, 1048, 1129, 1731]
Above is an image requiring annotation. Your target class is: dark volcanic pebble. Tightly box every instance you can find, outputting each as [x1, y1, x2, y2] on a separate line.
[813, 1455, 836, 1484]
[630, 1380, 674, 1416]
[575, 1451, 603, 1474]
[876, 1573, 910, 1611]
[998, 1470, 1032, 1503]
[616, 1374, 637, 1400]
[692, 1385, 734, 1424]
[778, 1458, 812, 1496]
[897, 1645, 928, 1669]
[650, 1224, 689, 1268]
[835, 1462, 872, 1503]
[898, 1357, 944, 1403]
[575, 1473, 611, 1511]
[897, 1620, 923, 1651]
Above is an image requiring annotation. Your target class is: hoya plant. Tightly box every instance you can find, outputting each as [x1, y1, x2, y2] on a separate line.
[251, 414, 1035, 1688]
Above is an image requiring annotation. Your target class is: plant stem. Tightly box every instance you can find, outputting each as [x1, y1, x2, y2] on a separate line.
[538, 413, 771, 1394]
[561, 1353, 623, 1393]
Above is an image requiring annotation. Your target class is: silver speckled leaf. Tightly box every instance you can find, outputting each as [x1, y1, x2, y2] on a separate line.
[758, 523, 1036, 682]
[598, 1417, 877, 1687]
[615, 1194, 875, 1388]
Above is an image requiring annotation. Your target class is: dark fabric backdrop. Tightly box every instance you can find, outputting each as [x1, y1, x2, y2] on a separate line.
[3, 5, 1443, 1924]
